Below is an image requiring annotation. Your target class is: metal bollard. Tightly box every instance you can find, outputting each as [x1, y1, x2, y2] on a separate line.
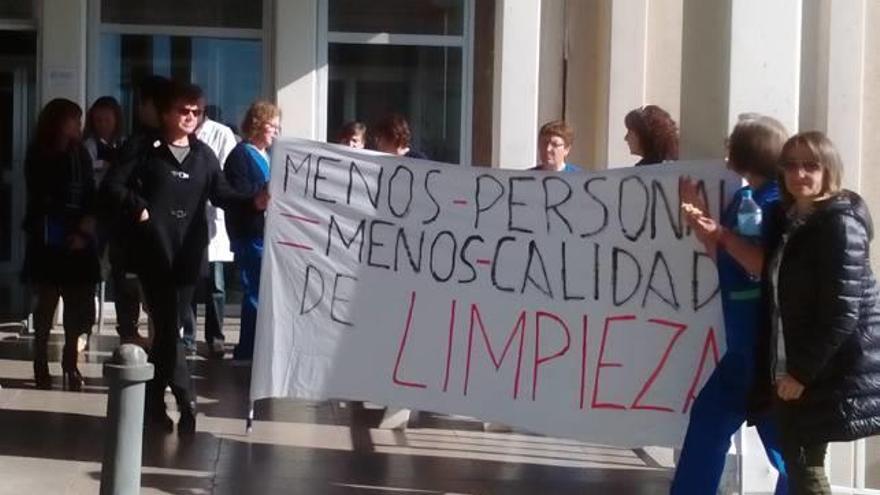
[100, 344, 154, 495]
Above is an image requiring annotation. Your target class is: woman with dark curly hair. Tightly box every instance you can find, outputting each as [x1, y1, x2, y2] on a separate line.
[624, 105, 679, 165]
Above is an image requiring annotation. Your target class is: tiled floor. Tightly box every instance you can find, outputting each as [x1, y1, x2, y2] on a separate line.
[0, 318, 673, 494]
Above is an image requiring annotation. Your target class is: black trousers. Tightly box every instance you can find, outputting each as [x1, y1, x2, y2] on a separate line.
[140, 277, 195, 410]
[777, 402, 831, 495]
[32, 283, 95, 370]
[110, 265, 143, 339]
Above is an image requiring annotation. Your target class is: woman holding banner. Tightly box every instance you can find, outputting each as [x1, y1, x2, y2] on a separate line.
[672, 114, 789, 494]
[757, 132, 880, 495]
[624, 105, 679, 166]
[224, 100, 281, 361]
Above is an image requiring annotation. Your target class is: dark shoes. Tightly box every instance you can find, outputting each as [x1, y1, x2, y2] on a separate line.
[177, 402, 197, 436]
[147, 401, 196, 436]
[146, 408, 175, 433]
[62, 369, 84, 392]
[33, 361, 51, 390]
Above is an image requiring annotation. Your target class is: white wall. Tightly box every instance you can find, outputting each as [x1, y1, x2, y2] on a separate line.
[275, 0, 320, 140]
[492, 0, 542, 169]
[39, 0, 87, 107]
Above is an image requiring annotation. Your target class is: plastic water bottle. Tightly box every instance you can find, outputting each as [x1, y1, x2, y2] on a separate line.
[737, 189, 762, 237]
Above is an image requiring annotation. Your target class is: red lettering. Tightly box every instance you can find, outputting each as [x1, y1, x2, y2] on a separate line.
[681, 327, 721, 413]
[391, 291, 428, 389]
[591, 315, 636, 410]
[579, 315, 589, 409]
[464, 305, 527, 398]
[630, 319, 688, 412]
[442, 299, 457, 392]
[532, 311, 571, 401]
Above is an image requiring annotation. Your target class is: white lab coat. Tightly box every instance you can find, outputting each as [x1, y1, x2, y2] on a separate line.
[196, 118, 238, 263]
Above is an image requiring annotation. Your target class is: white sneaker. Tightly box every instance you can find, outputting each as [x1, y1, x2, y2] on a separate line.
[483, 422, 513, 433]
[380, 408, 411, 431]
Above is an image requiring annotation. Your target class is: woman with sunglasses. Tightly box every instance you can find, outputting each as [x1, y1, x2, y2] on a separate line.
[754, 132, 880, 494]
[102, 81, 269, 435]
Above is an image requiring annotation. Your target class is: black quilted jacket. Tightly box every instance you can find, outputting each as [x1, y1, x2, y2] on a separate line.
[754, 190, 880, 443]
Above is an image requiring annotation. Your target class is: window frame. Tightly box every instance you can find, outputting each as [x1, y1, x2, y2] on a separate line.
[85, 0, 273, 109]
[317, 0, 474, 165]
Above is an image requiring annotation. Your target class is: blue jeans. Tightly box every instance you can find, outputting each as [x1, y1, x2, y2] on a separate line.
[232, 238, 262, 360]
[671, 354, 787, 494]
[183, 261, 226, 347]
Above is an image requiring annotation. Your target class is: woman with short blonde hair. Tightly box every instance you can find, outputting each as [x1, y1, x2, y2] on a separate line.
[673, 113, 789, 495]
[224, 100, 281, 360]
[240, 101, 281, 144]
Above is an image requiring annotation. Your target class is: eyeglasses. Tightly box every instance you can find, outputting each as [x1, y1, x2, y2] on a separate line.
[176, 107, 203, 118]
[540, 139, 567, 150]
[781, 160, 822, 173]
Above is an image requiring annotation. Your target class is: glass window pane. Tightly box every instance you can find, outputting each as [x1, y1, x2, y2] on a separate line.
[329, 0, 464, 36]
[99, 34, 262, 135]
[101, 0, 262, 29]
[328, 43, 462, 163]
[0, 0, 33, 19]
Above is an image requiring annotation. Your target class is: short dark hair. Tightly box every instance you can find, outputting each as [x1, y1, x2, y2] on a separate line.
[137, 75, 171, 106]
[85, 96, 124, 142]
[157, 81, 203, 115]
[373, 113, 411, 149]
[727, 113, 788, 180]
[539, 120, 574, 147]
[337, 121, 366, 143]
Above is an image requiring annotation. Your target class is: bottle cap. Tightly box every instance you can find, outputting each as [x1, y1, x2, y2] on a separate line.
[742, 189, 753, 199]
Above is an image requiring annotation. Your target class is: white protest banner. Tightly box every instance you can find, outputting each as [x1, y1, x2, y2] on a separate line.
[251, 138, 738, 448]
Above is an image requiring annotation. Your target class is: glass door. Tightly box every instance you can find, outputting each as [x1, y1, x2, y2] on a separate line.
[0, 65, 30, 274]
[0, 29, 36, 321]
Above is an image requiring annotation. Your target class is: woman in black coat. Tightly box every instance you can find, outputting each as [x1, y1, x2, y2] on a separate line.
[22, 99, 99, 391]
[102, 82, 267, 435]
[759, 131, 880, 494]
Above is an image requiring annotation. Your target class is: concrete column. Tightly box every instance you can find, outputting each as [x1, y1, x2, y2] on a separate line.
[645, 0, 683, 126]
[680, 0, 801, 157]
[801, 0, 866, 191]
[491, 0, 541, 169]
[275, 0, 320, 140]
[605, 0, 649, 167]
[728, 0, 802, 133]
[537, 0, 565, 127]
[39, 0, 88, 107]
[563, 0, 610, 171]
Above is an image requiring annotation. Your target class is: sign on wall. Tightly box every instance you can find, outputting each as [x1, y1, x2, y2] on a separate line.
[250, 138, 737, 448]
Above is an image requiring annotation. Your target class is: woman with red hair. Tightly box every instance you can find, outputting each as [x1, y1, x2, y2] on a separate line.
[624, 105, 679, 166]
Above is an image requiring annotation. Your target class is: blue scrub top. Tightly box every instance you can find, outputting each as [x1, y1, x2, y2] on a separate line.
[716, 181, 781, 354]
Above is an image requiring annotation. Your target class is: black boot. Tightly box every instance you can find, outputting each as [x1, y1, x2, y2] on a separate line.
[61, 335, 83, 392]
[177, 400, 197, 436]
[145, 382, 174, 433]
[33, 326, 51, 390]
[33, 360, 51, 390]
